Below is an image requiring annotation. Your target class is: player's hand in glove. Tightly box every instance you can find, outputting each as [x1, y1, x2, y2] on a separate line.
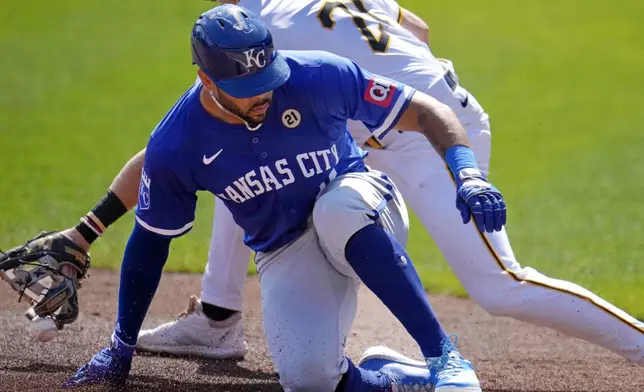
[0, 231, 91, 329]
[445, 145, 506, 233]
[62, 335, 134, 389]
[454, 168, 506, 233]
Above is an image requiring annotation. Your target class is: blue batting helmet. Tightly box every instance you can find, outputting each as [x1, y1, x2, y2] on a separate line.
[191, 4, 291, 98]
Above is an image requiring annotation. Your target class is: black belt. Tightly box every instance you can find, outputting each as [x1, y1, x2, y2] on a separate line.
[443, 68, 458, 91]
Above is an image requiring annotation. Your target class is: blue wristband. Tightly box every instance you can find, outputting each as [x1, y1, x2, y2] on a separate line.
[445, 145, 478, 178]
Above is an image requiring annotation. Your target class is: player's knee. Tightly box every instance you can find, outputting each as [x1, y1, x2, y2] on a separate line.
[313, 188, 354, 223]
[277, 359, 343, 392]
[312, 187, 365, 247]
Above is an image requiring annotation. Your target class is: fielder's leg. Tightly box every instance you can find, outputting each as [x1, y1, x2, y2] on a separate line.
[136, 197, 249, 359]
[200, 197, 252, 312]
[367, 86, 644, 365]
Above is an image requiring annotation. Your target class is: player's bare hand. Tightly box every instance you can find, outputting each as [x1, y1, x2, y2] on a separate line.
[454, 168, 506, 233]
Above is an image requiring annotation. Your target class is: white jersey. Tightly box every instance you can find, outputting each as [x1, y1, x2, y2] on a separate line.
[239, 0, 459, 145]
[240, 0, 444, 87]
[240, 0, 443, 86]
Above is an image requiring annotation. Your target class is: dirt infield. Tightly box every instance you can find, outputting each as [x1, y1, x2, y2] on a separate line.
[1, 269, 642, 392]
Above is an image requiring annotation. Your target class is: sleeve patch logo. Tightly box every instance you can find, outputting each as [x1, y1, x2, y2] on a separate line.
[364, 78, 396, 108]
[138, 168, 151, 210]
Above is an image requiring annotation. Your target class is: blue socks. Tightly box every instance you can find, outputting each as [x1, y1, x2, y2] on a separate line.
[114, 223, 171, 346]
[345, 223, 448, 358]
[336, 358, 392, 392]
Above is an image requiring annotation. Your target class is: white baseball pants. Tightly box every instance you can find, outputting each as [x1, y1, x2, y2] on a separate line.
[256, 169, 408, 391]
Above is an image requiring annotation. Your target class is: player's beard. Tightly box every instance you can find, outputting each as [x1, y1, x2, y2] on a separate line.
[217, 92, 272, 129]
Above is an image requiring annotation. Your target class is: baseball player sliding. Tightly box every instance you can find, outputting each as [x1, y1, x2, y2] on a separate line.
[57, 3, 504, 390]
[5, 0, 641, 387]
[136, 0, 640, 366]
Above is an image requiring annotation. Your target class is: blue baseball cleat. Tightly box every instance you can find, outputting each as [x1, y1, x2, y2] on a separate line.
[427, 335, 482, 392]
[359, 345, 433, 391]
[62, 334, 134, 389]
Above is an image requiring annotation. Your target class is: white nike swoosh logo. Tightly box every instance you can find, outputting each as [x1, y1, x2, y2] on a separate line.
[203, 149, 223, 165]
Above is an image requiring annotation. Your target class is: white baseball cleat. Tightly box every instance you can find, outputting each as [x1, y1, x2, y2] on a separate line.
[136, 295, 248, 359]
[427, 335, 482, 392]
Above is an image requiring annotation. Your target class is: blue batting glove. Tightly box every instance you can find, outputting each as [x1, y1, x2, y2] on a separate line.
[454, 168, 506, 233]
[62, 334, 134, 389]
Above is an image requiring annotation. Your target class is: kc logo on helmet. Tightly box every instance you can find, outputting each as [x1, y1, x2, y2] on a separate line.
[243, 48, 267, 69]
[364, 78, 396, 108]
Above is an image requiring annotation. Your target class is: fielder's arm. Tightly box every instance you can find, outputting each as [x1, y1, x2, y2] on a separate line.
[393, 91, 470, 157]
[62, 148, 146, 251]
[399, 7, 429, 45]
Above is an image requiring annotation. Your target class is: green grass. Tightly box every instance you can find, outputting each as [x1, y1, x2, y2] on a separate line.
[1, 1, 643, 316]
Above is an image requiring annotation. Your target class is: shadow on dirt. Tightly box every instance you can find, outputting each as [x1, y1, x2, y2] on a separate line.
[2, 361, 78, 375]
[1, 357, 281, 392]
[485, 390, 594, 392]
[195, 358, 277, 381]
[0, 359, 628, 392]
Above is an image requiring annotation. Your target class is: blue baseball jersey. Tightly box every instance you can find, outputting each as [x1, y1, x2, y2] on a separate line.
[135, 50, 415, 252]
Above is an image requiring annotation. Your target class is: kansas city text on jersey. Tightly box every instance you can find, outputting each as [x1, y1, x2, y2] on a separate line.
[218, 144, 339, 204]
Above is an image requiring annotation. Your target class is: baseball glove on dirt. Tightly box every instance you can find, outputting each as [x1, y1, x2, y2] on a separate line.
[0, 231, 90, 329]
